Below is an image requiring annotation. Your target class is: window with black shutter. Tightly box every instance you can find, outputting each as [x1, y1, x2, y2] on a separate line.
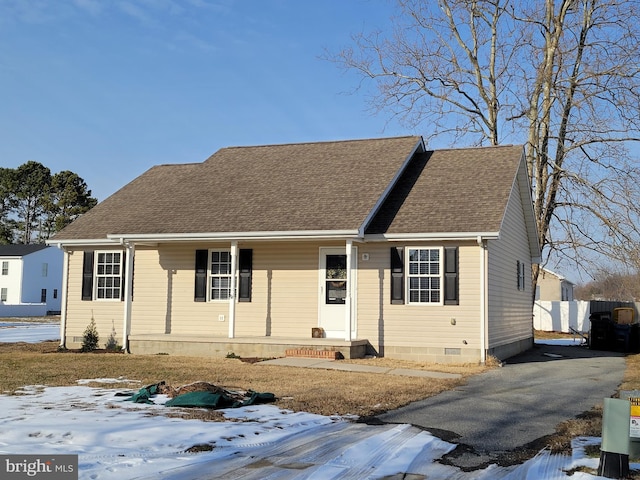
[444, 247, 459, 305]
[391, 246, 458, 305]
[194, 250, 208, 302]
[390, 247, 404, 304]
[81, 251, 94, 301]
[194, 249, 253, 302]
[238, 249, 252, 302]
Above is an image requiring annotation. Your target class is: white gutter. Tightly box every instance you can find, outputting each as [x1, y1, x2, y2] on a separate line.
[105, 230, 361, 244]
[121, 242, 135, 352]
[46, 239, 118, 247]
[366, 232, 500, 242]
[477, 236, 488, 364]
[228, 241, 238, 339]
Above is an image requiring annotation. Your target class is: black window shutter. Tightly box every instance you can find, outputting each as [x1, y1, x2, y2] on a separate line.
[238, 249, 253, 302]
[444, 247, 459, 305]
[81, 251, 94, 301]
[194, 250, 208, 302]
[120, 252, 126, 301]
[390, 247, 404, 304]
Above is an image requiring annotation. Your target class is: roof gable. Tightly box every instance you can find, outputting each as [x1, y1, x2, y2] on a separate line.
[366, 145, 526, 236]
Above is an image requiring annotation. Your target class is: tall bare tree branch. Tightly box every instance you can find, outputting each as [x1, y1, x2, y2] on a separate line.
[331, 0, 640, 286]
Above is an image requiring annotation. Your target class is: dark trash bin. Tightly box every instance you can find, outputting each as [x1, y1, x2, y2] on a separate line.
[612, 323, 639, 353]
[589, 312, 613, 350]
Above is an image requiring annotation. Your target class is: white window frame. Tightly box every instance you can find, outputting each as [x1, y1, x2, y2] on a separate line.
[95, 251, 122, 301]
[0, 288, 6, 302]
[42, 263, 48, 277]
[208, 249, 232, 301]
[405, 246, 444, 305]
[1, 261, 7, 275]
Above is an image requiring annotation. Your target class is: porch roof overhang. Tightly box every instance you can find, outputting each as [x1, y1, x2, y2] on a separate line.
[48, 230, 363, 247]
[46, 230, 507, 248]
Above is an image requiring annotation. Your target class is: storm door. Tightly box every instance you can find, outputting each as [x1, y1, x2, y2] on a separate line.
[318, 247, 356, 338]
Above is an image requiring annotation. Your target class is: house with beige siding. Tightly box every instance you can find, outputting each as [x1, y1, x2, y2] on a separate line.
[535, 268, 575, 301]
[48, 136, 540, 363]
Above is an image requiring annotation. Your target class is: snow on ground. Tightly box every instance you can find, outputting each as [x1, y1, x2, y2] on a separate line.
[0, 321, 59, 343]
[535, 337, 587, 346]
[0, 382, 620, 479]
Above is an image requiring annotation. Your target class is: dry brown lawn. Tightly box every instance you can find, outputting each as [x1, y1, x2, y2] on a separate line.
[0, 341, 487, 417]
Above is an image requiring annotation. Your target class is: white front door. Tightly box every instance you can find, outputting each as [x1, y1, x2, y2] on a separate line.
[319, 247, 356, 338]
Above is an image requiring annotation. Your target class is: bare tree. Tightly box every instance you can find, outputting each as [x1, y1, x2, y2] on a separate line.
[333, 0, 640, 285]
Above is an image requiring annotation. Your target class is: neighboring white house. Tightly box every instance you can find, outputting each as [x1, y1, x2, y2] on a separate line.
[0, 245, 63, 317]
[535, 267, 575, 301]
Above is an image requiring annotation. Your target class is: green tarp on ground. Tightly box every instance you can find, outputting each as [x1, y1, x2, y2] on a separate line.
[120, 382, 275, 409]
[120, 383, 164, 404]
[165, 390, 276, 408]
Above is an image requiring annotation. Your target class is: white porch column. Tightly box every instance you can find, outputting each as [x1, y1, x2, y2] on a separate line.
[228, 241, 238, 339]
[58, 247, 69, 349]
[477, 236, 488, 364]
[122, 242, 135, 352]
[344, 239, 353, 341]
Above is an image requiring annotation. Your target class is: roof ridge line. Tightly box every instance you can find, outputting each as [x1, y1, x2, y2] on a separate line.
[220, 135, 421, 150]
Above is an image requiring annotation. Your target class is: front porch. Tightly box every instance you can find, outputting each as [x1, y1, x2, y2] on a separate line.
[126, 334, 371, 359]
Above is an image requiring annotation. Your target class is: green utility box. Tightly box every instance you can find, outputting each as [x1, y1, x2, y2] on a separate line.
[620, 391, 640, 460]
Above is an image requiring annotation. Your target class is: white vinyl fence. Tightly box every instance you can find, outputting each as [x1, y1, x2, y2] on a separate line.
[534, 300, 640, 333]
[0, 303, 50, 317]
[533, 301, 591, 332]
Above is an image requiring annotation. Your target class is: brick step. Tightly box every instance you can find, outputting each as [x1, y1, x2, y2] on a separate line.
[285, 348, 340, 359]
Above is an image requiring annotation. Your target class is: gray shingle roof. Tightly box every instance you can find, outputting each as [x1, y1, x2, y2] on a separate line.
[366, 145, 524, 235]
[0, 244, 50, 257]
[51, 138, 525, 243]
[51, 136, 423, 241]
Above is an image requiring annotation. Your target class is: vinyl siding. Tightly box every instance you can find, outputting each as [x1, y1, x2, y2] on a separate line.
[356, 242, 482, 359]
[64, 239, 488, 361]
[133, 244, 234, 336]
[486, 177, 535, 350]
[0, 258, 22, 304]
[240, 242, 318, 337]
[536, 271, 562, 301]
[130, 242, 322, 338]
[129, 246, 176, 335]
[65, 249, 126, 345]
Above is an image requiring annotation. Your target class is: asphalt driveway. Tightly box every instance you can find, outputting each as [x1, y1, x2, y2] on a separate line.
[377, 342, 626, 469]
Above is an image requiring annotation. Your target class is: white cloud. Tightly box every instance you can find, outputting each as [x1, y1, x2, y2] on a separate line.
[72, 0, 103, 16]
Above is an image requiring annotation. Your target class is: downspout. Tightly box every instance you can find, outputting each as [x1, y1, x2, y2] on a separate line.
[58, 246, 69, 349]
[122, 242, 135, 353]
[344, 239, 353, 341]
[477, 236, 488, 364]
[228, 241, 238, 339]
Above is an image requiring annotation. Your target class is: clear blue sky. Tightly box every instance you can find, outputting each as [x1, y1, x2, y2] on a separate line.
[1, 0, 415, 202]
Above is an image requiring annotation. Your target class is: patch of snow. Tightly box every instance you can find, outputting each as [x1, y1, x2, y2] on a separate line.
[0, 382, 634, 479]
[0, 321, 59, 343]
[535, 338, 585, 346]
[77, 377, 140, 385]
